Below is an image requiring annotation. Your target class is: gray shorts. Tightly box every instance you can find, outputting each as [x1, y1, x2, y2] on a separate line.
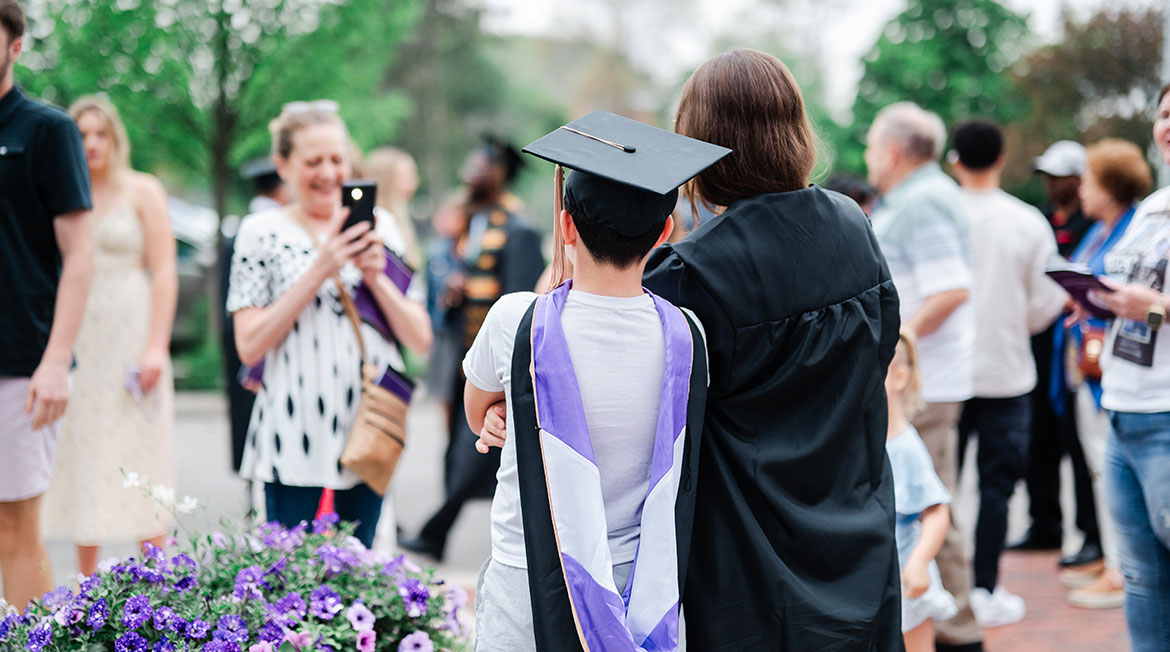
[474, 557, 635, 652]
[0, 377, 62, 502]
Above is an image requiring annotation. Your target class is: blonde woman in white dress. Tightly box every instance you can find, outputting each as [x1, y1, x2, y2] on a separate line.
[43, 95, 177, 576]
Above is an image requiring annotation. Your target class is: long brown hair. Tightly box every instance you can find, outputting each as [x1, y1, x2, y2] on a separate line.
[675, 49, 816, 212]
[68, 95, 132, 185]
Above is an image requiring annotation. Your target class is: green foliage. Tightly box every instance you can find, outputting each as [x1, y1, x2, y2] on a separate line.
[1005, 7, 1164, 191]
[834, 0, 1031, 175]
[173, 335, 224, 392]
[19, 0, 421, 215]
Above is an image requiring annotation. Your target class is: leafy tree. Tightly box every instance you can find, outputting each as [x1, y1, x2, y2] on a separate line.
[19, 0, 420, 217]
[833, 0, 1031, 175]
[1006, 7, 1163, 195]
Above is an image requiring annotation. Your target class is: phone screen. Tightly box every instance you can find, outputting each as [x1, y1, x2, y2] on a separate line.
[341, 179, 377, 233]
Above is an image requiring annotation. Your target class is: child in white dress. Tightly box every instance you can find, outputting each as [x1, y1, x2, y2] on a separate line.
[886, 329, 958, 651]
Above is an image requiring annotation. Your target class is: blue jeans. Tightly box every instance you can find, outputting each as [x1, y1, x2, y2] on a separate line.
[1107, 411, 1170, 652]
[264, 481, 383, 548]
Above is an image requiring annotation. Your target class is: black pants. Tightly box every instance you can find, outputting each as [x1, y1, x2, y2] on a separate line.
[1026, 327, 1100, 544]
[264, 480, 383, 547]
[416, 370, 501, 553]
[960, 395, 1031, 591]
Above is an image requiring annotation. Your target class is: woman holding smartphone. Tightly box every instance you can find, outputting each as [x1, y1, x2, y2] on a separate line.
[228, 101, 431, 546]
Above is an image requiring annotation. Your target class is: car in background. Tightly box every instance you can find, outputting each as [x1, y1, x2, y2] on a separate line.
[169, 197, 218, 350]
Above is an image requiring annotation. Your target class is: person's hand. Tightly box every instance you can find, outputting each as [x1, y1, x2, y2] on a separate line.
[1064, 300, 1092, 328]
[354, 229, 386, 285]
[901, 558, 931, 599]
[1094, 277, 1164, 322]
[475, 402, 507, 454]
[25, 358, 71, 430]
[138, 346, 168, 393]
[313, 209, 373, 280]
[443, 272, 467, 309]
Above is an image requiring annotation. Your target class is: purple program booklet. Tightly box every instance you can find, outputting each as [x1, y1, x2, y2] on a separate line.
[1045, 264, 1115, 320]
[376, 365, 415, 403]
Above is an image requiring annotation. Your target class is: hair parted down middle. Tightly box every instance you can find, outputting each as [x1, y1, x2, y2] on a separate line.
[68, 94, 132, 182]
[269, 103, 348, 161]
[675, 48, 816, 211]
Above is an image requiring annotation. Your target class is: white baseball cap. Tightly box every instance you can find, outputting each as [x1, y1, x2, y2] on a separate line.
[1034, 140, 1087, 177]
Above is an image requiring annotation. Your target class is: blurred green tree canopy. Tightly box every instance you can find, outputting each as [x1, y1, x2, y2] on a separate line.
[832, 0, 1030, 175]
[18, 0, 420, 216]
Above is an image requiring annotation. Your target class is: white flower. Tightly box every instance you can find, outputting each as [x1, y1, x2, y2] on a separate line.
[122, 472, 144, 488]
[150, 484, 175, 506]
[97, 557, 121, 573]
[175, 495, 199, 514]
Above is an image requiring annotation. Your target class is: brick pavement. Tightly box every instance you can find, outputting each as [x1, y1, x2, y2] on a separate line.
[982, 551, 1128, 652]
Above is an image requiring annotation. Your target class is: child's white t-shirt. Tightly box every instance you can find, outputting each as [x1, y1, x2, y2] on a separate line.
[462, 289, 703, 569]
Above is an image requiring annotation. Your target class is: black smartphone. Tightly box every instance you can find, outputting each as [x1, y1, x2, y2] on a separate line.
[341, 179, 377, 233]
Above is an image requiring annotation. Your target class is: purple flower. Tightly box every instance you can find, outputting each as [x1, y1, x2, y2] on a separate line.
[215, 614, 248, 643]
[115, 631, 147, 652]
[264, 556, 287, 579]
[398, 579, 429, 618]
[170, 617, 188, 636]
[249, 643, 274, 652]
[210, 532, 229, 548]
[283, 631, 313, 650]
[309, 585, 343, 620]
[122, 595, 152, 630]
[79, 575, 101, 596]
[186, 618, 211, 639]
[0, 614, 13, 641]
[151, 606, 174, 631]
[152, 636, 176, 652]
[204, 641, 241, 652]
[173, 575, 197, 593]
[356, 630, 375, 652]
[398, 631, 433, 652]
[345, 600, 375, 632]
[312, 512, 339, 534]
[276, 593, 306, 619]
[233, 565, 265, 602]
[41, 586, 72, 610]
[171, 553, 197, 570]
[257, 621, 284, 644]
[87, 599, 109, 629]
[25, 622, 52, 652]
[143, 542, 167, 565]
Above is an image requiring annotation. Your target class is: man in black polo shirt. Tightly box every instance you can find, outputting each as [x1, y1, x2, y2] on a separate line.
[0, 0, 94, 610]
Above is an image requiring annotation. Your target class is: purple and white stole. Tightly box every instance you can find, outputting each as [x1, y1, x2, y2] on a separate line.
[530, 281, 693, 652]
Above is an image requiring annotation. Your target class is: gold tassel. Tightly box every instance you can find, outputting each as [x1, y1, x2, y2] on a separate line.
[547, 164, 567, 292]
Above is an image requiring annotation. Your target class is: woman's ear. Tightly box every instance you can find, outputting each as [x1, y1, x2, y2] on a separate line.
[653, 215, 675, 249]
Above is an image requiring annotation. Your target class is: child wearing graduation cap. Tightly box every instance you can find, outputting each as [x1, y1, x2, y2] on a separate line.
[460, 111, 728, 652]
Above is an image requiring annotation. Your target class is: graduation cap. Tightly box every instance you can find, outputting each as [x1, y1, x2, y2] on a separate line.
[523, 110, 731, 237]
[481, 135, 525, 183]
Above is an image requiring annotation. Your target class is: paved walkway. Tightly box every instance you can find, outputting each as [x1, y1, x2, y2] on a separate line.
[984, 551, 1127, 651]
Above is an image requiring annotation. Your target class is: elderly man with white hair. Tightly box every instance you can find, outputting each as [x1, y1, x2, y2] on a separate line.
[867, 102, 985, 652]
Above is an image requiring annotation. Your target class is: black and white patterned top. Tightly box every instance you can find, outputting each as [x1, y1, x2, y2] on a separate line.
[226, 207, 423, 489]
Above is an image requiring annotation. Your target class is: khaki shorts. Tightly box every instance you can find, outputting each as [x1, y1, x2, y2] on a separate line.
[0, 377, 63, 502]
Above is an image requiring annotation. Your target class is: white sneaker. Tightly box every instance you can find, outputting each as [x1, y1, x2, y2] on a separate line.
[969, 586, 1026, 628]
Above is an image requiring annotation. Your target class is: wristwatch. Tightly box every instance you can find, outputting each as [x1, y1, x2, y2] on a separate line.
[1145, 302, 1166, 330]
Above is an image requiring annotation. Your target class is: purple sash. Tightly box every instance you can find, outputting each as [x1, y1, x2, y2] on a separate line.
[530, 281, 692, 652]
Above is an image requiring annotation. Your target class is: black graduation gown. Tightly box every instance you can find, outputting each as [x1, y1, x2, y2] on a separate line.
[643, 186, 904, 651]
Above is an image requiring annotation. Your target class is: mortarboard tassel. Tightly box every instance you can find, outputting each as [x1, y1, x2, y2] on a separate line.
[547, 164, 569, 292]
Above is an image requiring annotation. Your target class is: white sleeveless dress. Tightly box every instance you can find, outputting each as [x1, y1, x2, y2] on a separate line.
[43, 198, 176, 545]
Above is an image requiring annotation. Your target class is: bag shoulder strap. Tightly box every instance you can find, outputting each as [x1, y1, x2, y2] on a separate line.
[510, 296, 584, 652]
[675, 307, 708, 600]
[295, 214, 368, 363]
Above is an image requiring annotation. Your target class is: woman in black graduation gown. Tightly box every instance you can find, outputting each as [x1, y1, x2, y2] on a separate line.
[642, 49, 903, 650]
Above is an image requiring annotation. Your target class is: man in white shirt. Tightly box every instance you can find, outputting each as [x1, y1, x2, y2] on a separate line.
[952, 120, 1068, 627]
[867, 102, 981, 652]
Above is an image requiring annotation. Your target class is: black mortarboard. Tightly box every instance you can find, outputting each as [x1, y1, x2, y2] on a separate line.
[481, 135, 525, 183]
[523, 110, 731, 237]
